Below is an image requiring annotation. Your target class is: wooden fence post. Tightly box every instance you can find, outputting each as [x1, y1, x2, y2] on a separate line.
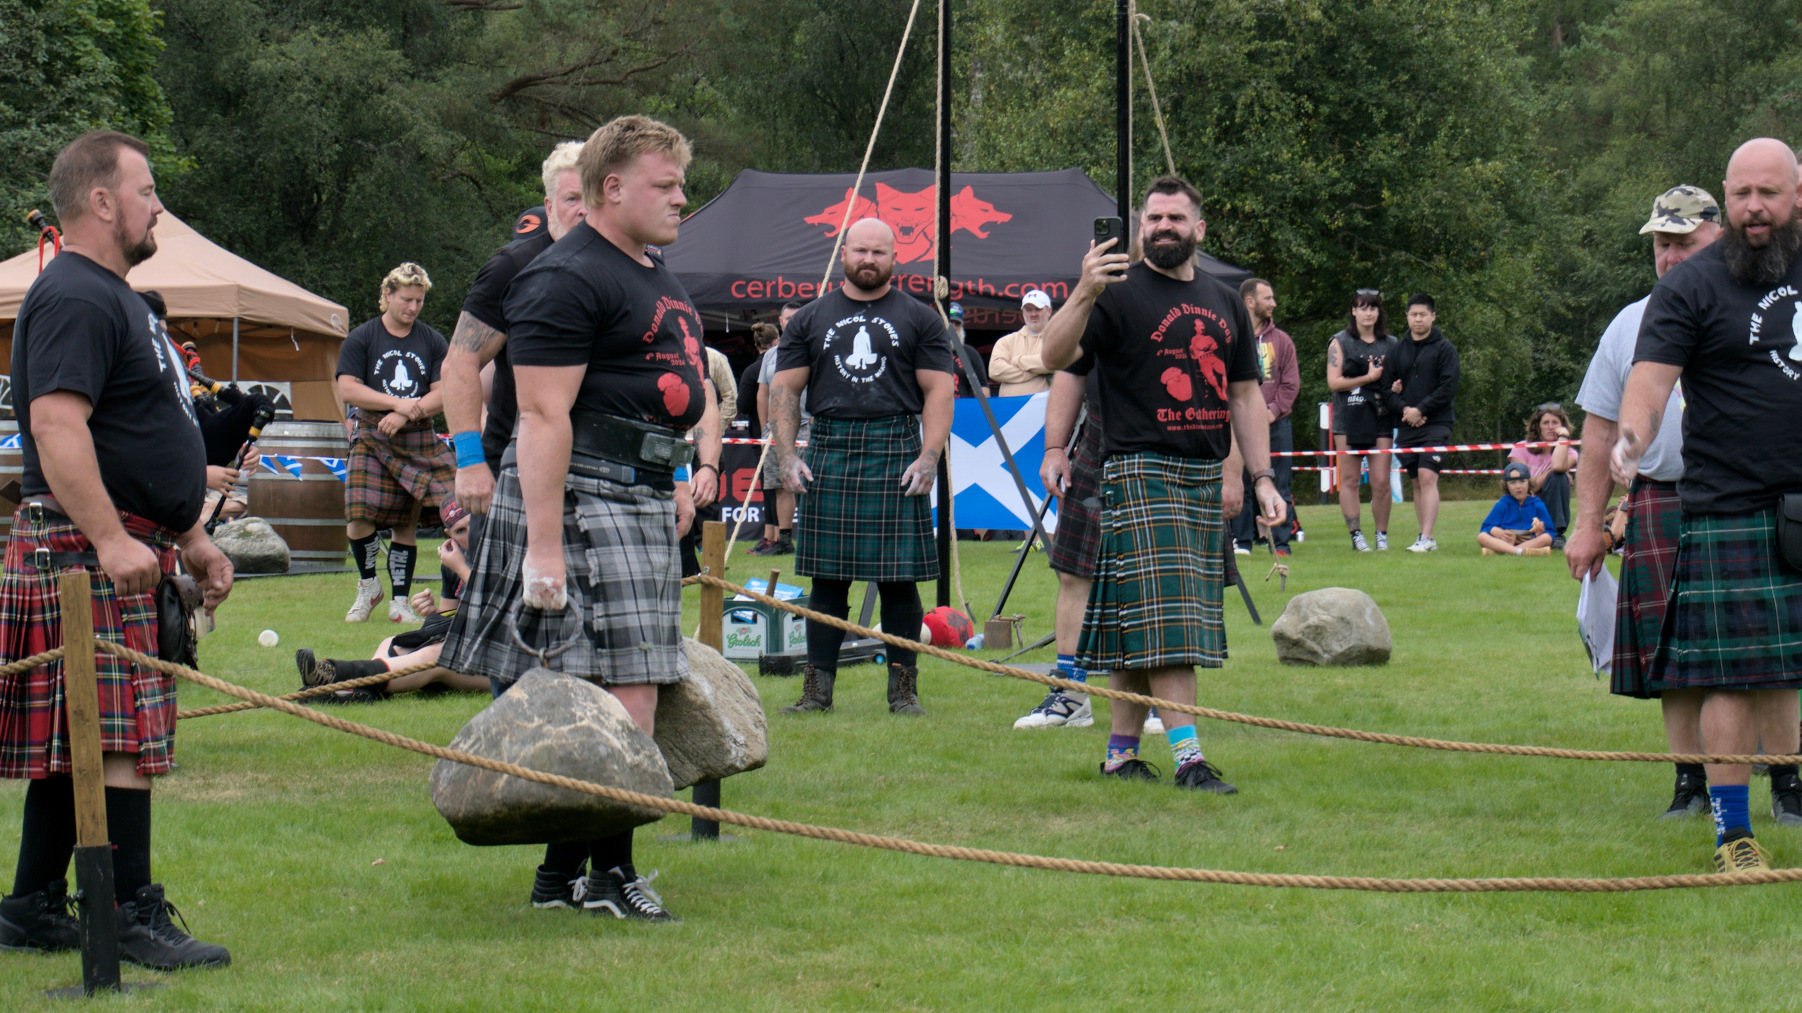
[58, 572, 122, 995]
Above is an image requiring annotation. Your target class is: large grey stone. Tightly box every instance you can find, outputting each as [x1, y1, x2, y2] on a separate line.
[430, 667, 672, 846]
[655, 639, 769, 790]
[1271, 587, 1392, 666]
[212, 516, 290, 574]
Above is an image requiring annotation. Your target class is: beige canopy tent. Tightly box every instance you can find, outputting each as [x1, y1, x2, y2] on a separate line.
[0, 213, 349, 420]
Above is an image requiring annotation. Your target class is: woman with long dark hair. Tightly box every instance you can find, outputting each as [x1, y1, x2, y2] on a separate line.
[1326, 289, 1401, 550]
[1508, 404, 1578, 548]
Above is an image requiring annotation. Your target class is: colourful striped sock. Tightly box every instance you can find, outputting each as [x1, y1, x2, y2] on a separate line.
[1055, 653, 1088, 687]
[1166, 724, 1202, 768]
[1104, 735, 1140, 771]
[1710, 784, 1751, 846]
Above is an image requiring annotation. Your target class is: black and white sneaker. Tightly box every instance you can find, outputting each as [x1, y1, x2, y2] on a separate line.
[531, 865, 585, 909]
[1173, 759, 1239, 794]
[0, 879, 79, 952]
[1099, 758, 1161, 782]
[577, 867, 675, 922]
[117, 884, 230, 970]
[1659, 771, 1708, 821]
[1773, 773, 1802, 828]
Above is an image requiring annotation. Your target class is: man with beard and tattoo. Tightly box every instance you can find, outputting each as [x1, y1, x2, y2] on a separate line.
[770, 218, 956, 716]
[1040, 176, 1284, 792]
[438, 115, 711, 920]
[1568, 185, 1732, 823]
[1615, 138, 1802, 873]
[0, 131, 234, 968]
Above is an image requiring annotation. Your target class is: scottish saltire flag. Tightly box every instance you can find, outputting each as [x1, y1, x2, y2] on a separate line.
[934, 393, 1058, 532]
[317, 457, 348, 482]
[259, 454, 303, 478]
[0, 433, 19, 450]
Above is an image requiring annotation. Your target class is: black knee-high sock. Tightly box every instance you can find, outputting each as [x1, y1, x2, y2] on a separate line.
[878, 581, 924, 668]
[805, 578, 853, 673]
[388, 543, 417, 600]
[11, 777, 76, 897]
[350, 533, 380, 580]
[541, 840, 588, 878]
[591, 829, 634, 878]
[104, 787, 151, 905]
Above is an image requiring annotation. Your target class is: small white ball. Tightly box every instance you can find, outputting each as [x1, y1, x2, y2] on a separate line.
[258, 629, 279, 647]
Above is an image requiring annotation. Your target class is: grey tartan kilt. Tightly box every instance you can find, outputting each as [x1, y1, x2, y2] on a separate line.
[438, 457, 689, 689]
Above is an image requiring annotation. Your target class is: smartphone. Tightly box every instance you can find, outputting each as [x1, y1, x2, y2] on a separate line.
[1092, 216, 1126, 253]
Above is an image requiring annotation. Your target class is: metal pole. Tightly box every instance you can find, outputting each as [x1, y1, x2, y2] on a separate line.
[59, 572, 122, 995]
[230, 317, 240, 384]
[1116, 0, 1132, 221]
[690, 780, 721, 841]
[933, 0, 954, 609]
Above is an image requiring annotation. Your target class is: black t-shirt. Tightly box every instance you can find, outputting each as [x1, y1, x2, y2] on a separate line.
[12, 253, 207, 531]
[462, 230, 555, 471]
[775, 288, 956, 418]
[1078, 263, 1260, 459]
[1634, 242, 1802, 513]
[737, 359, 762, 425]
[503, 221, 706, 430]
[336, 317, 448, 414]
[950, 335, 989, 397]
[1329, 331, 1401, 442]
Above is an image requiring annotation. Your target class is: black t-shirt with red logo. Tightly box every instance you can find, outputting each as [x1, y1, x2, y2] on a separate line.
[1634, 242, 1802, 514]
[776, 287, 956, 418]
[503, 221, 706, 431]
[1078, 263, 1260, 460]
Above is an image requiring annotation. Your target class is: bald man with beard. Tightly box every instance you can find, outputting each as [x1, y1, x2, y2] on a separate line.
[770, 218, 956, 716]
[1616, 138, 1802, 873]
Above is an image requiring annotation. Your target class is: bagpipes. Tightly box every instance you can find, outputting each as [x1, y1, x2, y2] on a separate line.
[27, 210, 60, 272]
[186, 361, 276, 535]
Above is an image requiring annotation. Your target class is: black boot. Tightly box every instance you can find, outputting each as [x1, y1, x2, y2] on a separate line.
[887, 664, 925, 716]
[780, 664, 835, 713]
[0, 879, 79, 952]
[117, 884, 230, 971]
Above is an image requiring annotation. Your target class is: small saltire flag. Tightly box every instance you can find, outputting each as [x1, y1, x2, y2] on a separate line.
[317, 457, 348, 482]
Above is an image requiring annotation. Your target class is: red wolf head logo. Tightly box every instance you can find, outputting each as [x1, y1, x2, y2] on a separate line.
[803, 184, 1013, 264]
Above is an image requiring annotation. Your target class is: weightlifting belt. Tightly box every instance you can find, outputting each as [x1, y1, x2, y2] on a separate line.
[568, 411, 694, 473]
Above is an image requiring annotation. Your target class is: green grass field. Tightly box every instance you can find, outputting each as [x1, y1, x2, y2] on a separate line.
[4, 498, 1800, 1011]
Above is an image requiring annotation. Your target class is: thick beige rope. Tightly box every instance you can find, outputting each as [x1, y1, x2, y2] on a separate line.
[100, 639, 1801, 892]
[683, 573, 1802, 766]
[176, 658, 444, 720]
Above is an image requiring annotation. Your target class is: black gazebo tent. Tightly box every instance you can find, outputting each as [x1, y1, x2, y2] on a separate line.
[663, 167, 1250, 319]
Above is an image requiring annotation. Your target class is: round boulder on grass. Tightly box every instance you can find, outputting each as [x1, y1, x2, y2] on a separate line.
[211, 516, 290, 574]
[1271, 587, 1392, 666]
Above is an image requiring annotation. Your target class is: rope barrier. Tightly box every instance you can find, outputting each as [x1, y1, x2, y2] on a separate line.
[175, 658, 444, 720]
[687, 573, 1802, 766]
[0, 648, 67, 680]
[102, 638, 1802, 892]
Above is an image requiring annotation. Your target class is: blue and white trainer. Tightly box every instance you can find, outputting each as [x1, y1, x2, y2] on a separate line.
[1013, 690, 1093, 729]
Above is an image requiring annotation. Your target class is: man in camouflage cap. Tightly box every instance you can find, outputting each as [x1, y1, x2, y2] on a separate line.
[1570, 184, 1739, 825]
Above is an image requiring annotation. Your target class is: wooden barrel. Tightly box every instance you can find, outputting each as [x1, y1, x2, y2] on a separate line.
[247, 421, 350, 565]
[0, 421, 18, 544]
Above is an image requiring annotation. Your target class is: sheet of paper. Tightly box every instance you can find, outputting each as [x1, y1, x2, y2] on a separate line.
[1577, 567, 1618, 675]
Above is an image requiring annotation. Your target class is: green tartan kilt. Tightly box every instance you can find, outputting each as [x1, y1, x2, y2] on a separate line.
[1647, 507, 1802, 691]
[795, 414, 939, 583]
[1077, 452, 1225, 672]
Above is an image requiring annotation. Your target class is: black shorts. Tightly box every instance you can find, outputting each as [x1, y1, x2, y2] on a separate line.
[388, 611, 453, 655]
[1396, 423, 1452, 476]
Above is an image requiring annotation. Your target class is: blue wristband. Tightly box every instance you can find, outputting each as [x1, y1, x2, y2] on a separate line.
[673, 465, 691, 482]
[451, 431, 484, 469]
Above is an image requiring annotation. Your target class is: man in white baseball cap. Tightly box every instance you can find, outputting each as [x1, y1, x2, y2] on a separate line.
[989, 289, 1058, 396]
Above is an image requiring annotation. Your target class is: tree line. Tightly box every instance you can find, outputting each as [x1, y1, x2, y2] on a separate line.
[6, 0, 1801, 447]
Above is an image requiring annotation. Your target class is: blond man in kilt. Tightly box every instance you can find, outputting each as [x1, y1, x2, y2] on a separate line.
[1615, 138, 1802, 872]
[438, 116, 719, 920]
[0, 131, 234, 968]
[771, 219, 956, 716]
[336, 263, 457, 625]
[1041, 177, 1284, 793]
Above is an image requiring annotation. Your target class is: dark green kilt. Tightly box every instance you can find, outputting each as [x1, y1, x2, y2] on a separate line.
[795, 414, 939, 583]
[1610, 479, 1680, 699]
[1647, 507, 1802, 691]
[1077, 452, 1225, 672]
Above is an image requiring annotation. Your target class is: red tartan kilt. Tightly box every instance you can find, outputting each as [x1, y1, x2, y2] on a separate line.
[0, 507, 179, 779]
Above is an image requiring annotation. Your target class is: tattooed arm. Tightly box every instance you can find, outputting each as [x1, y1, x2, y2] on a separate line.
[1325, 337, 1361, 392]
[689, 379, 721, 509]
[444, 311, 508, 514]
[770, 367, 813, 493]
[1611, 362, 1680, 487]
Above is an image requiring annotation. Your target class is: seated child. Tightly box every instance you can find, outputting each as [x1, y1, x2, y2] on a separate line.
[295, 499, 489, 701]
[1478, 461, 1556, 556]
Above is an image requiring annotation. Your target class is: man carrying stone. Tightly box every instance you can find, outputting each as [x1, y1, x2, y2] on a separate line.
[771, 218, 956, 716]
[1229, 278, 1299, 556]
[337, 262, 456, 624]
[1569, 184, 1733, 824]
[0, 131, 235, 967]
[1389, 293, 1460, 552]
[1614, 138, 1802, 872]
[1040, 176, 1284, 792]
[439, 115, 710, 920]
[989, 289, 1058, 396]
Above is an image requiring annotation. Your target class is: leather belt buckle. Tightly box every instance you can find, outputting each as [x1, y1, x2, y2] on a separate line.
[25, 502, 46, 525]
[30, 547, 49, 572]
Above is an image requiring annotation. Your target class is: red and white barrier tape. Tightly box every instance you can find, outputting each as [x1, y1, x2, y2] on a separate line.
[1274, 439, 1579, 459]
